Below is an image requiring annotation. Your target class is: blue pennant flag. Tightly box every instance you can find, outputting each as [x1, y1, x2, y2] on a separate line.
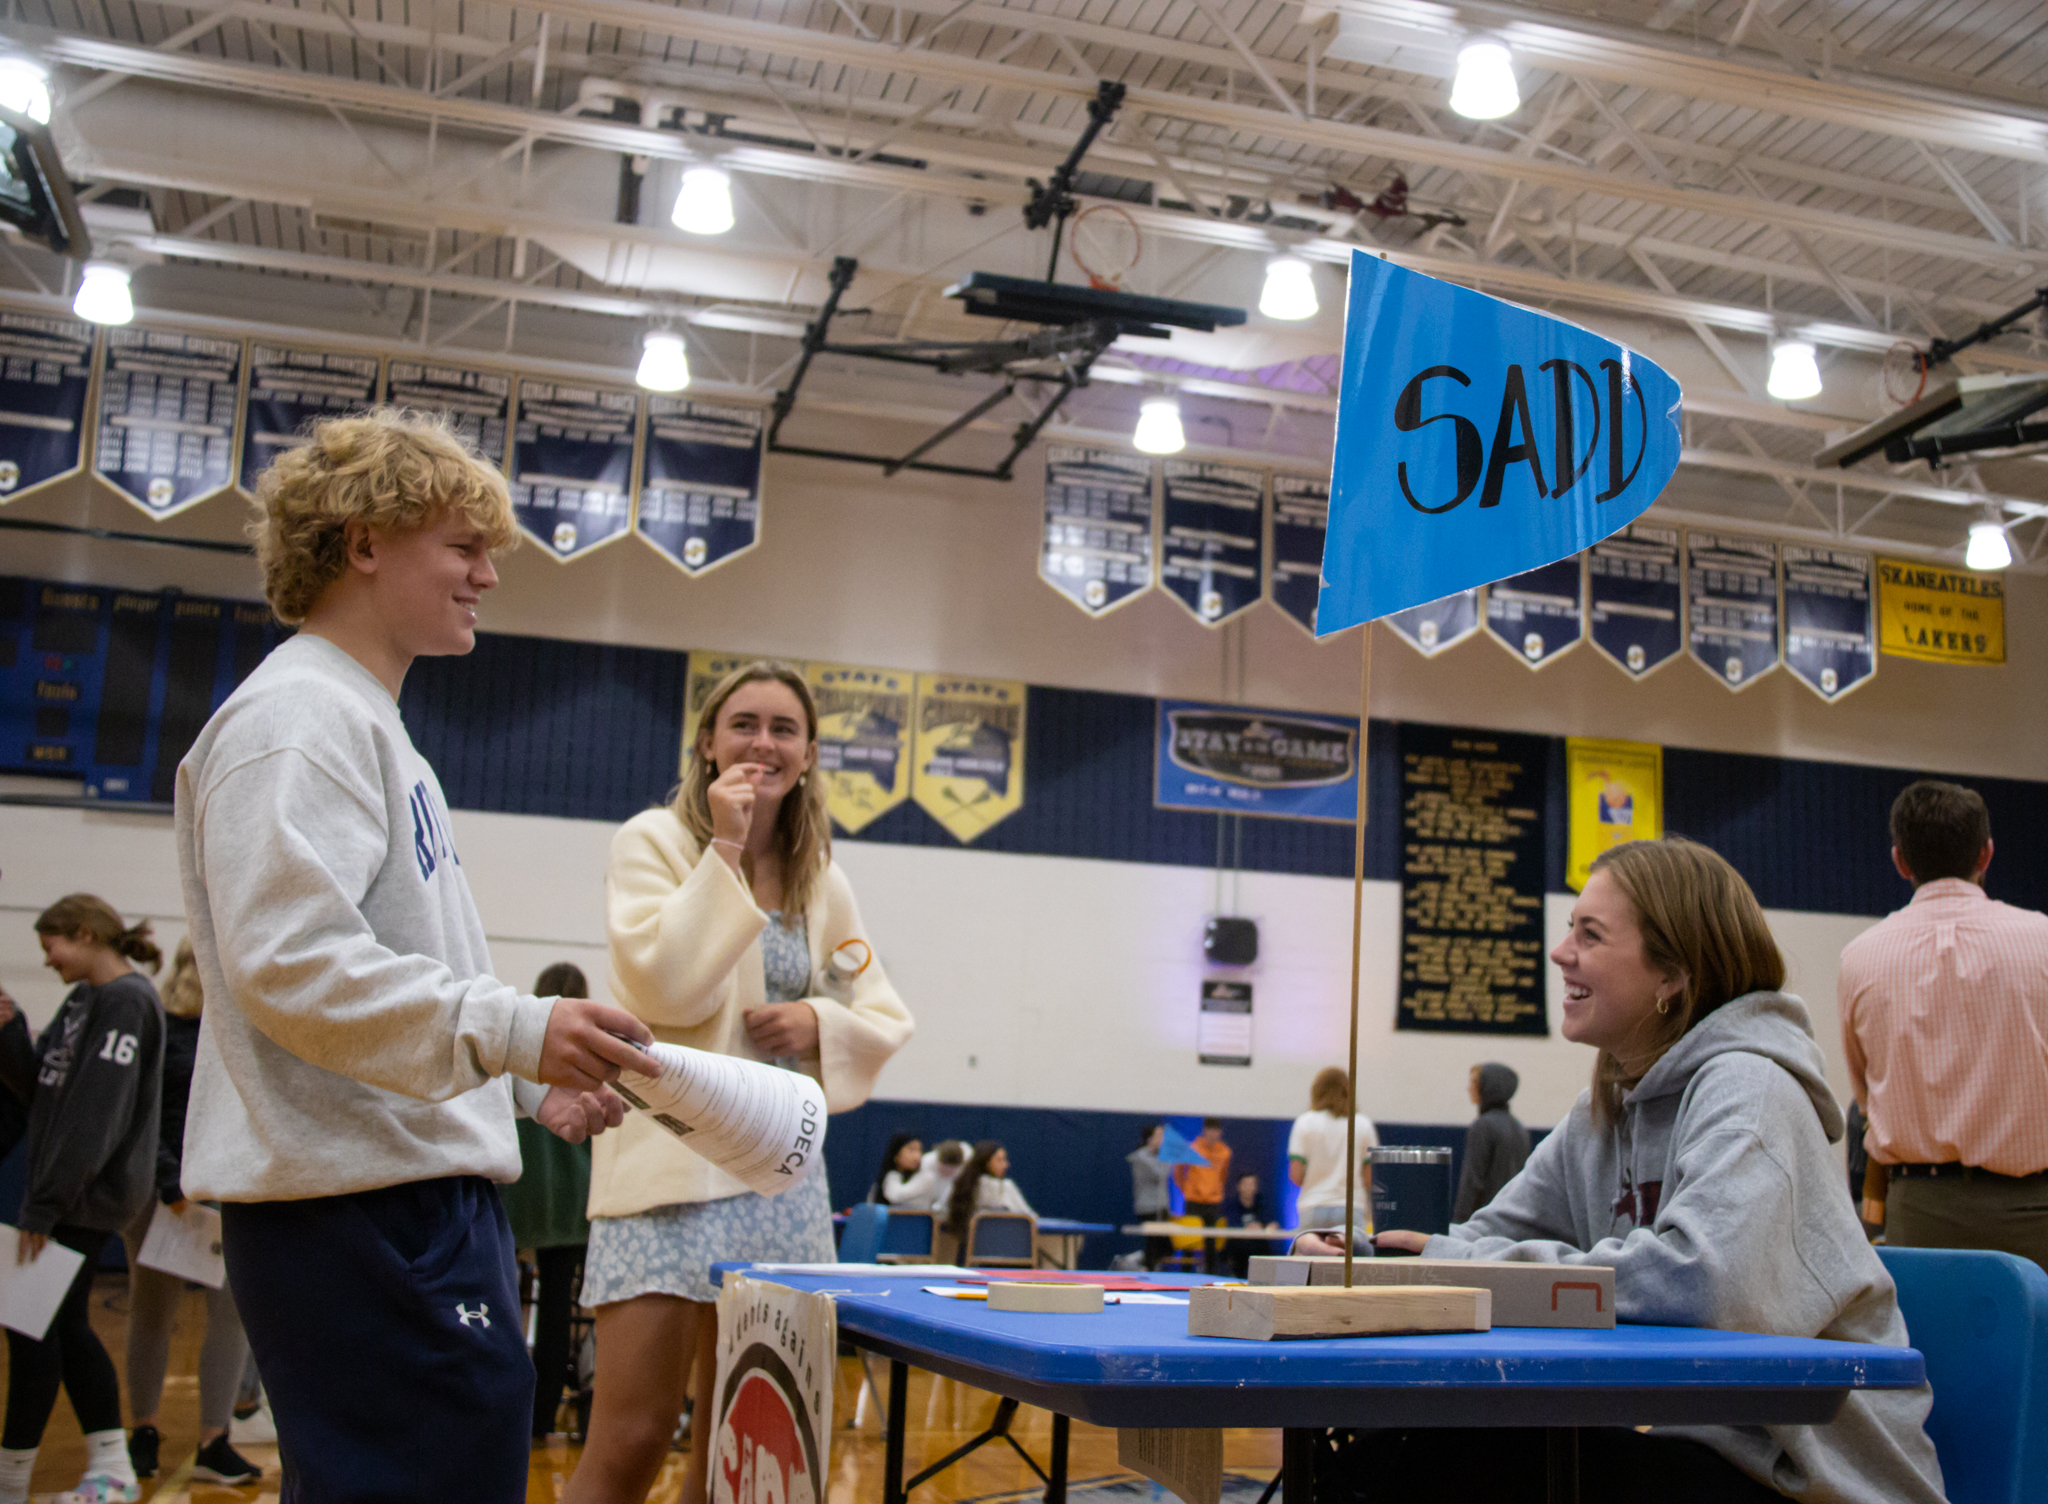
[1157, 1125, 1210, 1167]
[1316, 252, 1683, 637]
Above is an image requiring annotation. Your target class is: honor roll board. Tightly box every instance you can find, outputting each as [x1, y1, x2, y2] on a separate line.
[1484, 557, 1583, 668]
[1587, 524, 1682, 677]
[1686, 532, 1781, 689]
[1267, 473, 1327, 636]
[93, 329, 244, 518]
[237, 345, 382, 494]
[1385, 590, 1481, 657]
[636, 398, 764, 575]
[1782, 548, 1875, 702]
[0, 312, 92, 502]
[1041, 446, 1155, 616]
[509, 381, 638, 560]
[1159, 460, 1264, 626]
[385, 361, 512, 463]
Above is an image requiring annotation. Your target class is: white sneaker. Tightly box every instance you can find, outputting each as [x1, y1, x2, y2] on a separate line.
[52, 1475, 139, 1504]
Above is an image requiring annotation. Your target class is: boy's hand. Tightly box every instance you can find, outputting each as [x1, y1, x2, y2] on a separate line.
[536, 1084, 627, 1143]
[17, 1231, 45, 1264]
[537, 998, 653, 1092]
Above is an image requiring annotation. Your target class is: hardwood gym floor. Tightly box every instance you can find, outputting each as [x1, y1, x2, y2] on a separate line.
[17, 1275, 1282, 1502]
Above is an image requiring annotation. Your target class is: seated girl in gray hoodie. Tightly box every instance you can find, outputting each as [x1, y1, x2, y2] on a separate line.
[1301, 837, 1945, 1504]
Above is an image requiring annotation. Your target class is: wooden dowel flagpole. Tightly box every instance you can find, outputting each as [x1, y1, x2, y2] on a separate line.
[1341, 621, 1373, 1289]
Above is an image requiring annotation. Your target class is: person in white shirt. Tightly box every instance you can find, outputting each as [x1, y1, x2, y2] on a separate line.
[943, 1140, 1034, 1243]
[869, 1133, 929, 1204]
[1288, 1067, 1378, 1233]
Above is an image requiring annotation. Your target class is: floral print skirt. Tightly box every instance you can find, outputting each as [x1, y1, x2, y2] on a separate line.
[580, 1168, 834, 1306]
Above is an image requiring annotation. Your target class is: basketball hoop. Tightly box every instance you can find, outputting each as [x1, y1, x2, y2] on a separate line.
[1881, 341, 1929, 409]
[1068, 203, 1142, 290]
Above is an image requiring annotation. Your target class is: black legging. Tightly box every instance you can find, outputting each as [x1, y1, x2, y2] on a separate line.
[530, 1245, 584, 1438]
[3, 1226, 122, 1449]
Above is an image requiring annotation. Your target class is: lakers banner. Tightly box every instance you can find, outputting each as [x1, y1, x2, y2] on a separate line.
[1877, 557, 2005, 665]
[712, 1276, 834, 1504]
[1155, 699, 1359, 822]
[911, 675, 1027, 842]
[807, 663, 912, 832]
[1565, 738, 1662, 892]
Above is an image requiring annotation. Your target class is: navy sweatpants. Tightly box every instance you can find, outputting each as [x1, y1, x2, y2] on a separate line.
[223, 1176, 532, 1503]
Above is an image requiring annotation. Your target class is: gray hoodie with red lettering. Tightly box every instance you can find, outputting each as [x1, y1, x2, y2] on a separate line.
[1423, 992, 1946, 1504]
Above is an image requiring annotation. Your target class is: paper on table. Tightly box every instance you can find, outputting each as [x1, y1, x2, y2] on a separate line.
[137, 1202, 226, 1289]
[0, 1227, 86, 1340]
[614, 1043, 826, 1196]
[748, 1263, 978, 1277]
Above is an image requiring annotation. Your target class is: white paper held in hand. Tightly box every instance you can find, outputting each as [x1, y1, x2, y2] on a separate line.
[138, 1202, 227, 1289]
[0, 1227, 86, 1340]
[614, 1042, 826, 1196]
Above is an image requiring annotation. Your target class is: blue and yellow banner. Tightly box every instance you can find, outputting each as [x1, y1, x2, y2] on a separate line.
[807, 662, 913, 833]
[1877, 556, 2005, 665]
[1565, 737, 1663, 892]
[911, 674, 1027, 843]
[1155, 699, 1358, 823]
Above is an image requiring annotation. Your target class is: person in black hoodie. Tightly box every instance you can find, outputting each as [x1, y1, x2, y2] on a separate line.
[1452, 1062, 1530, 1223]
[0, 894, 165, 1504]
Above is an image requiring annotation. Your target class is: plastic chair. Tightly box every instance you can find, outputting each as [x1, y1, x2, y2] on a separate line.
[964, 1211, 1036, 1267]
[1157, 1212, 1205, 1271]
[1877, 1245, 2048, 1504]
[837, 1202, 890, 1265]
[880, 1209, 938, 1263]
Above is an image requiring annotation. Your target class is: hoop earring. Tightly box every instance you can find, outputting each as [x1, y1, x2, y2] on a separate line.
[1655, 992, 1673, 1016]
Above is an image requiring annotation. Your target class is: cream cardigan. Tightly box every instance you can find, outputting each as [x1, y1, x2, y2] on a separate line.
[590, 807, 915, 1218]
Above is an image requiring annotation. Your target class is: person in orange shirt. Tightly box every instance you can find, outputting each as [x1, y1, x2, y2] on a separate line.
[1173, 1119, 1232, 1273]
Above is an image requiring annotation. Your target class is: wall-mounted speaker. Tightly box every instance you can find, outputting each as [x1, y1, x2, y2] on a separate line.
[1204, 916, 1258, 966]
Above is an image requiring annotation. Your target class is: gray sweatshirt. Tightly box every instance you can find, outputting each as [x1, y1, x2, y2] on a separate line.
[1424, 992, 1945, 1504]
[1127, 1145, 1171, 1215]
[174, 634, 554, 1202]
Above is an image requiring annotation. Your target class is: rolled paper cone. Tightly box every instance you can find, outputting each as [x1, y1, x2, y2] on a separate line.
[613, 1043, 827, 1197]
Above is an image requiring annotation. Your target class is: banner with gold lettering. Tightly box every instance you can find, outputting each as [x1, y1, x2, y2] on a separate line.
[911, 675, 1027, 842]
[1877, 557, 2005, 665]
[1565, 737, 1663, 892]
[806, 663, 912, 832]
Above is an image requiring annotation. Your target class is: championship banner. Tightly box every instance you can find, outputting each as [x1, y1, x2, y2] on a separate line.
[1686, 531, 1780, 689]
[1159, 459, 1265, 626]
[1040, 445, 1155, 616]
[508, 380, 639, 560]
[1385, 590, 1481, 656]
[236, 344, 381, 494]
[385, 360, 511, 463]
[683, 650, 773, 767]
[1155, 699, 1358, 823]
[712, 1275, 834, 1504]
[638, 397, 764, 575]
[1587, 523, 1682, 677]
[1268, 472, 1328, 636]
[1877, 557, 2005, 665]
[806, 662, 912, 833]
[93, 328, 245, 518]
[0, 312, 92, 503]
[1565, 737, 1662, 892]
[1783, 547, 1876, 701]
[1318, 252, 1681, 635]
[911, 674, 1026, 843]
[1483, 557, 1583, 667]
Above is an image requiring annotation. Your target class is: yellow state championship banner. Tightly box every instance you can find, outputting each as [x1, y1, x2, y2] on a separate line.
[681, 650, 778, 772]
[1877, 557, 2006, 665]
[805, 662, 912, 833]
[911, 674, 1028, 843]
[1566, 737, 1663, 892]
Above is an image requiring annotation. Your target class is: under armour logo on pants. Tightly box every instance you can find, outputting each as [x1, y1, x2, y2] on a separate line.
[455, 1302, 490, 1328]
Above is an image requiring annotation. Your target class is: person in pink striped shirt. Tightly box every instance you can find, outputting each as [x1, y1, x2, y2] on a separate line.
[1839, 779, 2048, 1270]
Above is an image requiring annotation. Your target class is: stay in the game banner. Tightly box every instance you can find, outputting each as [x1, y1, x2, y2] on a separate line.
[385, 360, 512, 463]
[1783, 547, 1876, 700]
[0, 312, 92, 503]
[1587, 523, 1682, 677]
[1484, 557, 1583, 667]
[1384, 590, 1481, 656]
[1159, 459, 1265, 626]
[638, 398, 764, 575]
[1155, 699, 1358, 823]
[806, 662, 912, 833]
[1687, 531, 1781, 689]
[1268, 472, 1328, 636]
[1040, 445, 1155, 616]
[508, 380, 639, 560]
[1877, 556, 2005, 665]
[237, 344, 381, 494]
[1565, 737, 1662, 892]
[911, 674, 1027, 842]
[93, 328, 245, 518]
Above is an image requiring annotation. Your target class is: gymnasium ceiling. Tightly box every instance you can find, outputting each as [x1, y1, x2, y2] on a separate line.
[5, 0, 2048, 567]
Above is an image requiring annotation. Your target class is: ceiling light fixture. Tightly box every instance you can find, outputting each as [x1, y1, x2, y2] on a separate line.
[72, 261, 133, 325]
[1766, 338, 1822, 401]
[671, 166, 734, 236]
[1448, 39, 1518, 120]
[1259, 256, 1318, 320]
[635, 330, 691, 392]
[0, 57, 51, 124]
[1133, 395, 1186, 455]
[1966, 507, 2012, 572]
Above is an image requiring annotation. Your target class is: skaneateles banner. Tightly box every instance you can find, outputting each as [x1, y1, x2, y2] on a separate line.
[1318, 253, 1681, 635]
[1877, 557, 2005, 666]
[712, 1276, 834, 1504]
[1155, 699, 1359, 823]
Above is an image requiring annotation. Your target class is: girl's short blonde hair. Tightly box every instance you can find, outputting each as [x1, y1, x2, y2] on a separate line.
[249, 406, 518, 624]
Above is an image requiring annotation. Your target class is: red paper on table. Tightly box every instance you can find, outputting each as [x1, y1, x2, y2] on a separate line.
[954, 1272, 1205, 1292]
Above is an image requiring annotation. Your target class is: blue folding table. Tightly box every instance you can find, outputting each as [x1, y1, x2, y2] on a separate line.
[713, 1266, 1925, 1504]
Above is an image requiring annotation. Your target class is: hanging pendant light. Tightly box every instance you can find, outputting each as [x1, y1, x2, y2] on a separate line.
[1767, 338, 1822, 401]
[1449, 39, 1519, 120]
[671, 166, 734, 235]
[1259, 256, 1318, 320]
[73, 262, 134, 325]
[1132, 396, 1186, 455]
[635, 330, 691, 392]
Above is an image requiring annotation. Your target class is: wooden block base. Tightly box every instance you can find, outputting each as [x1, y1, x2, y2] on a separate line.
[987, 1281, 1105, 1313]
[1245, 1256, 1616, 1329]
[1187, 1283, 1490, 1340]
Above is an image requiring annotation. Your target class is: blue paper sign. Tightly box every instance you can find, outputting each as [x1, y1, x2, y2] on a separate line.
[1268, 471, 1328, 635]
[1155, 698, 1358, 823]
[509, 380, 639, 561]
[0, 312, 93, 503]
[1318, 253, 1681, 636]
[1160, 459, 1265, 625]
[1484, 557, 1583, 667]
[1385, 590, 1481, 656]
[637, 397, 764, 575]
[1588, 523, 1683, 677]
[238, 344, 381, 494]
[1687, 531, 1781, 689]
[1783, 546, 1875, 701]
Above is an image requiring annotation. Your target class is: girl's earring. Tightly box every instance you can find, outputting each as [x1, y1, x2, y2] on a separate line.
[1655, 990, 1673, 1016]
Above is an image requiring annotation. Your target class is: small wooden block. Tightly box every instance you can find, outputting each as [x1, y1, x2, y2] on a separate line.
[1246, 1256, 1616, 1329]
[1119, 1426, 1222, 1504]
[1187, 1283, 1489, 1340]
[987, 1281, 1105, 1313]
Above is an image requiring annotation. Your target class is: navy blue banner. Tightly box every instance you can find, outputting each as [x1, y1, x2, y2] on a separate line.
[93, 328, 244, 517]
[1268, 471, 1327, 636]
[237, 344, 381, 494]
[1687, 531, 1781, 689]
[1155, 698, 1358, 822]
[1484, 557, 1583, 667]
[1783, 546, 1875, 702]
[1160, 459, 1265, 626]
[385, 360, 511, 463]
[1384, 590, 1481, 656]
[636, 397, 764, 575]
[1587, 523, 1682, 677]
[0, 312, 92, 502]
[509, 380, 639, 561]
[1041, 445, 1155, 616]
